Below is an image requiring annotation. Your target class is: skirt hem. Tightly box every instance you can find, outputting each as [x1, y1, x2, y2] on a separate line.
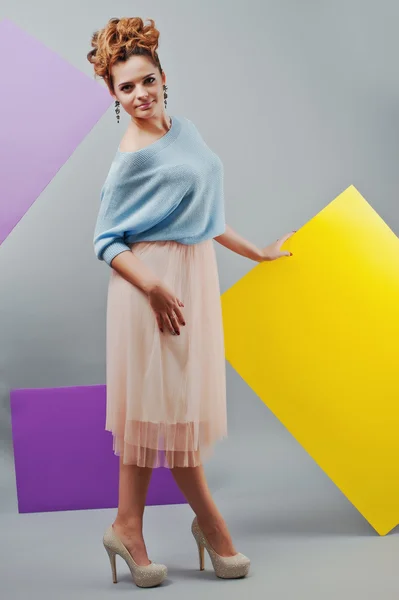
[107, 428, 227, 469]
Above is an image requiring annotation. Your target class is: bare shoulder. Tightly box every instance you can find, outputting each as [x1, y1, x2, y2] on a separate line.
[119, 131, 154, 153]
[118, 133, 141, 153]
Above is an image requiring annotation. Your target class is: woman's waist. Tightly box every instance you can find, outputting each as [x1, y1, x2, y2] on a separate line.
[125, 231, 216, 248]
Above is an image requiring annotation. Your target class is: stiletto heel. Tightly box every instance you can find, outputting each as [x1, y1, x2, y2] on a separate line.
[105, 546, 117, 583]
[103, 524, 167, 588]
[191, 517, 250, 579]
[196, 540, 205, 570]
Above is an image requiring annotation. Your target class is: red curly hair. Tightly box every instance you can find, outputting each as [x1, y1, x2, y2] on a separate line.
[87, 17, 164, 94]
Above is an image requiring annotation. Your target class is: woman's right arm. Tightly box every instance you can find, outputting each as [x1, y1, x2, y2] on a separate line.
[110, 250, 161, 295]
[110, 251, 186, 336]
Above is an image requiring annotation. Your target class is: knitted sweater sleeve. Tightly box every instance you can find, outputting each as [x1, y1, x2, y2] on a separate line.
[93, 162, 191, 266]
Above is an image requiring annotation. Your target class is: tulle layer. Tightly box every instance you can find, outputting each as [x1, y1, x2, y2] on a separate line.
[111, 420, 217, 468]
[105, 239, 227, 468]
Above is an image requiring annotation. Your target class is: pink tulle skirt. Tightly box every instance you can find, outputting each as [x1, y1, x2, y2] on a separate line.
[105, 239, 227, 468]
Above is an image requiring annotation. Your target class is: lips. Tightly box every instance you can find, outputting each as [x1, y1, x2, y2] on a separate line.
[138, 101, 153, 108]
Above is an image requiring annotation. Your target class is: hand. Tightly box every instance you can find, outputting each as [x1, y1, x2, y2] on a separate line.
[257, 231, 296, 262]
[147, 282, 186, 335]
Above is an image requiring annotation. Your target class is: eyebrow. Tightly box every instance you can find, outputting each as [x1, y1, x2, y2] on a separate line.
[118, 73, 156, 88]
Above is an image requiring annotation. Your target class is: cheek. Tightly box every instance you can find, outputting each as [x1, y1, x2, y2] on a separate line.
[120, 95, 133, 109]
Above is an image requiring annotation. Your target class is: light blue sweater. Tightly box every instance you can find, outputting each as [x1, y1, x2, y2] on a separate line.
[93, 115, 226, 266]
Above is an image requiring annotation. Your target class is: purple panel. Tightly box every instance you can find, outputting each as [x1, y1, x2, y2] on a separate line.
[0, 18, 112, 245]
[10, 385, 186, 513]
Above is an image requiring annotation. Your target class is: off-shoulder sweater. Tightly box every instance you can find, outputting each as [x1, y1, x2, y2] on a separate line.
[93, 115, 226, 266]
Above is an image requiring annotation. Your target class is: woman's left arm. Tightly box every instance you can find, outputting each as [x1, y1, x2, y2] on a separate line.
[214, 225, 295, 262]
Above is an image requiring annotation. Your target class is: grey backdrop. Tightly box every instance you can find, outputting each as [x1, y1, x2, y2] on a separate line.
[1, 1, 398, 598]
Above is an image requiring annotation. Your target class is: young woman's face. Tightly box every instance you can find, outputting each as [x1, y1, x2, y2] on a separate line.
[111, 55, 166, 120]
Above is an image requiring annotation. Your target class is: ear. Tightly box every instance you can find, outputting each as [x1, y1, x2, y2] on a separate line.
[109, 87, 117, 102]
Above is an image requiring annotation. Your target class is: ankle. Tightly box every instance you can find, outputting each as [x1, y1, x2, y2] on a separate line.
[197, 515, 225, 534]
[113, 514, 143, 532]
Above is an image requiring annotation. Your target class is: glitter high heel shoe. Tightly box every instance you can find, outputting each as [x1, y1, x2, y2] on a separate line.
[191, 517, 250, 579]
[103, 525, 167, 588]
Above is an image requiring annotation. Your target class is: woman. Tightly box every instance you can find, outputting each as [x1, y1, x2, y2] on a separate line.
[87, 17, 293, 589]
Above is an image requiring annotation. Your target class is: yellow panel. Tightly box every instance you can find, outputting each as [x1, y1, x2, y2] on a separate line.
[221, 185, 399, 535]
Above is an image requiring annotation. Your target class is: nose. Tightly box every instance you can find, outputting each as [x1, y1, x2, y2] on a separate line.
[137, 86, 150, 99]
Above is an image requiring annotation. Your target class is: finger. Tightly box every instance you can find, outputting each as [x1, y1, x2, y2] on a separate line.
[164, 314, 177, 335]
[277, 248, 292, 257]
[170, 312, 181, 335]
[169, 312, 180, 335]
[281, 231, 295, 242]
[156, 313, 164, 332]
[177, 299, 185, 308]
[173, 305, 186, 326]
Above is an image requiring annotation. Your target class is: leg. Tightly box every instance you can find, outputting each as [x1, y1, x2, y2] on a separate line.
[112, 455, 153, 566]
[171, 464, 237, 556]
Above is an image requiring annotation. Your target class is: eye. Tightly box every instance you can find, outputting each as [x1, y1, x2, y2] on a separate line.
[121, 77, 156, 92]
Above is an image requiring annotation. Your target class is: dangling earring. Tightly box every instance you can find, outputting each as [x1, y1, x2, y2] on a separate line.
[115, 100, 120, 124]
[163, 84, 168, 108]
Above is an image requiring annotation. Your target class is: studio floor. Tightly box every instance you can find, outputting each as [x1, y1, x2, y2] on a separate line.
[2, 489, 398, 600]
